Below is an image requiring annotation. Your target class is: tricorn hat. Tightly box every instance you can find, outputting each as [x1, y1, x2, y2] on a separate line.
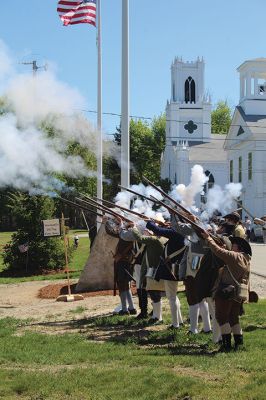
[229, 236, 252, 256]
[249, 291, 259, 303]
[223, 211, 241, 222]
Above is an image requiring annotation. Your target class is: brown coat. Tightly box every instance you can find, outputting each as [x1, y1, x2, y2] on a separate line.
[205, 237, 250, 301]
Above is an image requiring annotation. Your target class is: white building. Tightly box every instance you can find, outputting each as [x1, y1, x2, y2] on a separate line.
[161, 57, 228, 204]
[161, 57, 266, 217]
[225, 58, 266, 218]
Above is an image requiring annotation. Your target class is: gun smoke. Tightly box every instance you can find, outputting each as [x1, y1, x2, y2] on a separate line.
[0, 40, 104, 194]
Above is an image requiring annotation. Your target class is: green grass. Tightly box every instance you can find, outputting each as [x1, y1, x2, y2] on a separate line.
[0, 230, 90, 284]
[0, 300, 265, 399]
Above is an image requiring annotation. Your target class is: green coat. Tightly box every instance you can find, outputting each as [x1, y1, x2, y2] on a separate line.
[132, 229, 165, 287]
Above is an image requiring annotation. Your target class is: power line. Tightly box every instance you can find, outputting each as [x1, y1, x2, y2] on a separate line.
[81, 108, 266, 131]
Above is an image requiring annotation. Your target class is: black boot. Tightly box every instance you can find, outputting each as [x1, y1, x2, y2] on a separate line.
[233, 334, 243, 350]
[136, 289, 148, 319]
[219, 334, 232, 352]
[137, 289, 142, 310]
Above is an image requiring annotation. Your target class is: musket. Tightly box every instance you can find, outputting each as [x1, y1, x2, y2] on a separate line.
[94, 196, 166, 226]
[77, 196, 133, 223]
[58, 197, 104, 219]
[93, 196, 149, 221]
[150, 195, 224, 246]
[118, 184, 159, 204]
[142, 176, 197, 220]
[234, 200, 255, 220]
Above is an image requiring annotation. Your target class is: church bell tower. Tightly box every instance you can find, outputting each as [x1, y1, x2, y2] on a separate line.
[166, 57, 211, 146]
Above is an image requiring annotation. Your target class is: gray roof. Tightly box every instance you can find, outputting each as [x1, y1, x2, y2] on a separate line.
[236, 106, 266, 135]
[189, 134, 227, 162]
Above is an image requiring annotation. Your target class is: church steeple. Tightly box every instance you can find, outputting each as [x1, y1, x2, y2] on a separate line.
[171, 57, 204, 104]
[238, 58, 266, 115]
[166, 57, 211, 146]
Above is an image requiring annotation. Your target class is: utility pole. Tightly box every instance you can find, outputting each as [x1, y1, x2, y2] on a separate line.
[21, 60, 47, 76]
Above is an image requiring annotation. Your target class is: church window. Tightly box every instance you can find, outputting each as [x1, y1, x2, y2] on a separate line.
[248, 152, 252, 180]
[230, 160, 233, 182]
[185, 76, 196, 103]
[238, 157, 242, 182]
[237, 126, 244, 136]
[172, 82, 176, 102]
[258, 79, 266, 95]
[184, 120, 197, 134]
[201, 171, 215, 202]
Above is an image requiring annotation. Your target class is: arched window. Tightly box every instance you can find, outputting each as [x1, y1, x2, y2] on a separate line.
[185, 76, 196, 103]
[201, 171, 215, 203]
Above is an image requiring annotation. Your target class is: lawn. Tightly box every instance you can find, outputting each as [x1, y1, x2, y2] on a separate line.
[0, 230, 90, 284]
[0, 299, 265, 400]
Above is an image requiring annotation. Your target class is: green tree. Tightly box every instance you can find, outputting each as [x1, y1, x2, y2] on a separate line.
[2, 193, 68, 275]
[104, 115, 166, 199]
[211, 101, 232, 134]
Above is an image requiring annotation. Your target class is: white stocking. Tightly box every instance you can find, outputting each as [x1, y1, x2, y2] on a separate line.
[152, 301, 162, 321]
[176, 296, 183, 325]
[189, 304, 199, 333]
[206, 297, 221, 343]
[199, 299, 211, 332]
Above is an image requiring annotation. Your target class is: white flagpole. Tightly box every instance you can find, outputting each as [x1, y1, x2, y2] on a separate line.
[97, 0, 102, 229]
[121, 0, 130, 189]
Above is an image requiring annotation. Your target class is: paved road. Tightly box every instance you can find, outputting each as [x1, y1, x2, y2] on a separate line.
[250, 243, 266, 277]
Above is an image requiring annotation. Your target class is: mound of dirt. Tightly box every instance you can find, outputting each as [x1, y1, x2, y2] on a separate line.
[38, 284, 114, 299]
[38, 283, 137, 299]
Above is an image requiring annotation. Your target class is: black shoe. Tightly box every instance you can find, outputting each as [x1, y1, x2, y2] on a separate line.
[233, 334, 244, 351]
[201, 329, 212, 334]
[118, 310, 130, 316]
[128, 308, 137, 315]
[136, 312, 148, 320]
[219, 334, 232, 352]
[167, 325, 180, 330]
[148, 318, 163, 326]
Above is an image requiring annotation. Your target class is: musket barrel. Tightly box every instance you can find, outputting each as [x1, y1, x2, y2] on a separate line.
[77, 196, 132, 223]
[59, 197, 104, 218]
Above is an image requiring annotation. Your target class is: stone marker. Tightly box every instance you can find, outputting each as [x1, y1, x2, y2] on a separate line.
[75, 224, 118, 292]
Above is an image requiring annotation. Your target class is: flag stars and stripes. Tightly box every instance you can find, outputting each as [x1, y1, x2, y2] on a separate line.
[57, 0, 96, 27]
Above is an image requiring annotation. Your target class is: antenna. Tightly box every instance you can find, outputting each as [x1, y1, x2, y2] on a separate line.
[20, 60, 48, 76]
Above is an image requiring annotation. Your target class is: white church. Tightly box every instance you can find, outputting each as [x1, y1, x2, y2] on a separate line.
[161, 57, 266, 218]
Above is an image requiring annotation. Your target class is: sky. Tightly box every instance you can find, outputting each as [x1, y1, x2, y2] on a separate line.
[0, 0, 266, 137]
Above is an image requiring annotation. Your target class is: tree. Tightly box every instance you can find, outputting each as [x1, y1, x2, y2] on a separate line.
[103, 115, 166, 199]
[2, 193, 68, 275]
[211, 101, 232, 134]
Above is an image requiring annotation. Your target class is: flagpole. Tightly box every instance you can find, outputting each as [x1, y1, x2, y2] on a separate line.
[97, 0, 102, 229]
[121, 0, 130, 189]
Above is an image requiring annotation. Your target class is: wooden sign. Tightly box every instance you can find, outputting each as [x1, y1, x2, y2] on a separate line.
[42, 219, 61, 237]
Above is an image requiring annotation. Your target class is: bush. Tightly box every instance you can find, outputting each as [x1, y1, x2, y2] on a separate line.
[2, 193, 72, 275]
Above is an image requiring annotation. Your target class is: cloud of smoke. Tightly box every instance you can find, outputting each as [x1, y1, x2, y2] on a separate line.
[0, 114, 96, 193]
[203, 182, 242, 218]
[0, 40, 100, 193]
[171, 164, 208, 211]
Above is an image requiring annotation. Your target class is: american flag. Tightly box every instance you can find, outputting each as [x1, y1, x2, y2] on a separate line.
[57, 0, 96, 27]
[18, 243, 29, 253]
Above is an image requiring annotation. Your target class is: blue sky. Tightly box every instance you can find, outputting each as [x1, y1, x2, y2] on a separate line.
[0, 0, 265, 136]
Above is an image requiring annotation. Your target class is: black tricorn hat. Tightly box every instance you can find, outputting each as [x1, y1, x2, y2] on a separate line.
[249, 291, 259, 303]
[229, 236, 252, 256]
[223, 211, 241, 222]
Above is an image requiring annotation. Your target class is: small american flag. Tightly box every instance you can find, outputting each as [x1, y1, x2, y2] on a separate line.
[18, 243, 29, 253]
[57, 0, 97, 27]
